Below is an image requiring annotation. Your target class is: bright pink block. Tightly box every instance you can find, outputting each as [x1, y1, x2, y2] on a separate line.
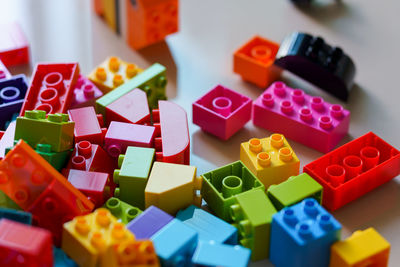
[0, 60, 11, 80]
[70, 75, 103, 109]
[192, 85, 252, 140]
[68, 106, 104, 145]
[253, 81, 350, 153]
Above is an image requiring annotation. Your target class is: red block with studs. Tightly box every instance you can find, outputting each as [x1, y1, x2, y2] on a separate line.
[0, 22, 30, 67]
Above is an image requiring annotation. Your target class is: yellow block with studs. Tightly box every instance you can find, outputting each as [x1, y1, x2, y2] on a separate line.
[240, 133, 300, 189]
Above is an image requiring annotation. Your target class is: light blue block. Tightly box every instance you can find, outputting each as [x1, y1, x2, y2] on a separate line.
[177, 205, 238, 245]
[53, 247, 78, 267]
[0, 207, 31, 224]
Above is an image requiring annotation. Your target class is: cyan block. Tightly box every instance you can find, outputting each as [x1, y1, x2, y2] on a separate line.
[53, 247, 78, 267]
[270, 198, 341, 267]
[0, 207, 32, 224]
[151, 218, 198, 267]
[177, 205, 238, 245]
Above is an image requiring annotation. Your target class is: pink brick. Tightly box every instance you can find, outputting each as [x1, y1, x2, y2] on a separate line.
[192, 85, 252, 140]
[0, 60, 11, 80]
[253, 81, 350, 153]
[70, 75, 103, 108]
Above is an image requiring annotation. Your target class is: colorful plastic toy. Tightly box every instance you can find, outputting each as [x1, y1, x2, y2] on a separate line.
[93, 0, 120, 33]
[104, 197, 142, 224]
[33, 144, 72, 171]
[0, 207, 32, 224]
[192, 85, 252, 140]
[70, 75, 103, 109]
[0, 60, 12, 80]
[253, 82, 351, 153]
[0, 190, 21, 211]
[53, 247, 78, 267]
[68, 106, 105, 145]
[0, 121, 15, 159]
[0, 22, 30, 66]
[304, 132, 400, 211]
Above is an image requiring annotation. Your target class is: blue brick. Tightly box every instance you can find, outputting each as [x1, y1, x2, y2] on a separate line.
[192, 241, 251, 267]
[0, 207, 32, 224]
[151, 218, 198, 267]
[269, 198, 341, 267]
[53, 247, 78, 267]
[177, 205, 238, 245]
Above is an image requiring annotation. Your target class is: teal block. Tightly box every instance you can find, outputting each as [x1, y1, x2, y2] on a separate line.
[0, 207, 31, 224]
[104, 197, 142, 224]
[54, 247, 78, 267]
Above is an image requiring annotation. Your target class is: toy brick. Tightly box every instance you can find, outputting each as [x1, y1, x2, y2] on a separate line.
[270, 198, 342, 267]
[0, 219, 53, 267]
[253, 82, 351, 153]
[0, 60, 12, 80]
[62, 208, 135, 267]
[113, 146, 155, 209]
[104, 121, 156, 158]
[0, 207, 32, 224]
[192, 85, 252, 140]
[176, 205, 238, 245]
[68, 106, 104, 145]
[105, 197, 142, 224]
[0, 22, 30, 66]
[304, 132, 400, 211]
[0, 121, 15, 159]
[34, 143, 72, 171]
[151, 218, 198, 266]
[0, 190, 21, 210]
[233, 35, 281, 88]
[240, 133, 300, 188]
[126, 0, 179, 50]
[152, 100, 190, 165]
[201, 160, 265, 221]
[145, 162, 200, 215]
[192, 241, 251, 267]
[0, 74, 29, 130]
[53, 247, 78, 267]
[88, 57, 143, 93]
[330, 228, 390, 267]
[100, 0, 119, 33]
[267, 173, 323, 210]
[70, 75, 103, 109]
[126, 205, 173, 240]
[20, 63, 80, 115]
[15, 110, 75, 152]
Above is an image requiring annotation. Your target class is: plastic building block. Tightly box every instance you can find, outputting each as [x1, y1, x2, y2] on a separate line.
[0, 60, 12, 80]
[0, 190, 21, 210]
[240, 133, 300, 188]
[0, 22, 30, 66]
[0, 207, 32, 224]
[70, 75, 103, 109]
[176, 205, 238, 245]
[54, 247, 78, 267]
[0, 121, 15, 159]
[0, 219, 53, 266]
[67, 169, 109, 207]
[267, 173, 323, 210]
[270, 198, 342, 267]
[253, 82, 351, 153]
[152, 100, 190, 165]
[304, 132, 400, 211]
[68, 106, 105, 145]
[20, 63, 80, 115]
[233, 35, 281, 88]
[88, 57, 143, 93]
[113, 146, 155, 209]
[192, 241, 251, 267]
[0, 74, 29, 130]
[99, 0, 120, 33]
[230, 189, 277, 261]
[62, 208, 135, 267]
[104, 121, 156, 158]
[151, 218, 198, 267]
[126, 0, 179, 50]
[96, 63, 167, 115]
[34, 143, 71, 171]
[145, 162, 200, 215]
[274, 32, 356, 101]
[105, 197, 142, 224]
[15, 110, 75, 152]
[126, 205, 173, 239]
[192, 85, 252, 140]
[330, 228, 390, 267]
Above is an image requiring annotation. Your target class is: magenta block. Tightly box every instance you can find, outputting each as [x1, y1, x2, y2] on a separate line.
[192, 85, 252, 140]
[253, 81, 350, 153]
[70, 75, 103, 108]
[104, 121, 156, 158]
[0, 60, 11, 80]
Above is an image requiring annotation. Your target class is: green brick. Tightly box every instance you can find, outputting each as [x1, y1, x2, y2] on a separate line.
[104, 197, 142, 224]
[231, 189, 276, 261]
[0, 191, 21, 210]
[14, 110, 74, 152]
[113, 146, 155, 209]
[201, 161, 265, 221]
[267, 173, 323, 210]
[96, 63, 167, 116]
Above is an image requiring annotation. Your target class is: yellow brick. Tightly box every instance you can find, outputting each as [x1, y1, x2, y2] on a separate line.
[240, 133, 300, 189]
[330, 228, 390, 267]
[62, 208, 135, 267]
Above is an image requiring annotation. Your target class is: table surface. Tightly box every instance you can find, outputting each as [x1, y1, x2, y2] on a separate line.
[1, 0, 399, 266]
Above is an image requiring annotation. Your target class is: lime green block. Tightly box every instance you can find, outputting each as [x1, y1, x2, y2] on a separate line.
[14, 110, 74, 152]
[96, 63, 167, 115]
[201, 161, 265, 221]
[0, 191, 21, 210]
[231, 189, 276, 261]
[104, 197, 142, 224]
[267, 173, 323, 210]
[113, 146, 155, 209]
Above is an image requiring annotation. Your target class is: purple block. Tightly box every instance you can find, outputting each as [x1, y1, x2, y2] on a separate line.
[126, 205, 173, 239]
[70, 75, 103, 109]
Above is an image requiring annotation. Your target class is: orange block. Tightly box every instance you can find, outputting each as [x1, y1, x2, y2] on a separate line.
[233, 35, 281, 88]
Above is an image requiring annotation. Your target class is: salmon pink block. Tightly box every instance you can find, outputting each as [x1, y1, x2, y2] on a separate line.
[68, 106, 105, 145]
[193, 85, 252, 140]
[304, 132, 400, 211]
[70, 75, 103, 108]
[0, 60, 12, 80]
[0, 22, 30, 67]
[253, 81, 350, 153]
